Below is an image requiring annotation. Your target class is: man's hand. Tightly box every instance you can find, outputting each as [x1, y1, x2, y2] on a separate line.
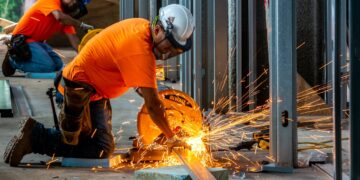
[52, 10, 94, 31]
[80, 22, 94, 31]
[0, 35, 12, 45]
[166, 135, 191, 153]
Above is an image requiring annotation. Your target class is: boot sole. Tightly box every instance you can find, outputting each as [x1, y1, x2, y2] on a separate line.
[9, 118, 36, 167]
[3, 136, 17, 164]
[4, 118, 34, 163]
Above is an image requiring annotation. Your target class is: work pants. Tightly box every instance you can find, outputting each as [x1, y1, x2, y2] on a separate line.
[31, 79, 114, 158]
[9, 42, 64, 73]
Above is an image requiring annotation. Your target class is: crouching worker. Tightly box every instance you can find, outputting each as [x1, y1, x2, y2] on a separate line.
[1, 0, 94, 77]
[4, 4, 194, 167]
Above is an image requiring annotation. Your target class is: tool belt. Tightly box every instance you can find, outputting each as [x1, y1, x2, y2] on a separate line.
[7, 34, 32, 61]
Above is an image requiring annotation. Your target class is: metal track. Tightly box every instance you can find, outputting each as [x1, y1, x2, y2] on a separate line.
[0, 80, 13, 117]
[174, 149, 216, 180]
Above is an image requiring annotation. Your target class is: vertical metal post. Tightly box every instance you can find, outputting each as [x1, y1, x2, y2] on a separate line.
[119, 0, 134, 20]
[248, 0, 257, 110]
[138, 0, 149, 19]
[264, 0, 296, 172]
[192, 0, 203, 107]
[333, 0, 342, 179]
[206, 0, 215, 110]
[149, 0, 157, 22]
[340, 0, 347, 119]
[228, 0, 236, 111]
[349, 0, 360, 179]
[212, 0, 228, 113]
[179, 0, 192, 95]
[325, 0, 333, 104]
[236, 0, 243, 112]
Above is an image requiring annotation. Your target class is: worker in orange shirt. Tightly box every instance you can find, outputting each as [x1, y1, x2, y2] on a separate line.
[4, 4, 194, 166]
[1, 0, 94, 77]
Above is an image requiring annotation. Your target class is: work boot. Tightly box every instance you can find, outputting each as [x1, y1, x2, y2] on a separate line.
[3, 136, 17, 164]
[2, 52, 15, 77]
[9, 117, 37, 167]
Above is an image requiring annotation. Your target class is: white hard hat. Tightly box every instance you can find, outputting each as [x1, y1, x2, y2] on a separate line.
[158, 4, 194, 51]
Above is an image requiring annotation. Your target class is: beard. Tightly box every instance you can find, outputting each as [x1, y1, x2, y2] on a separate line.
[61, 1, 79, 15]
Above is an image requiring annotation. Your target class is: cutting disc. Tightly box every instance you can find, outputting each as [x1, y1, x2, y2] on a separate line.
[137, 89, 203, 146]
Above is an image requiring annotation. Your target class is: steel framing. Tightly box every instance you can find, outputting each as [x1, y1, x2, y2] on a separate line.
[138, 0, 149, 19]
[228, 0, 236, 111]
[235, 0, 243, 112]
[179, 0, 193, 97]
[192, 0, 203, 107]
[348, 0, 360, 179]
[248, 0, 257, 110]
[119, 0, 134, 20]
[211, 0, 228, 113]
[332, 0, 343, 179]
[264, 0, 297, 172]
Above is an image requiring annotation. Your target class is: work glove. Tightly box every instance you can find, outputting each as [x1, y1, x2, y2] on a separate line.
[80, 22, 94, 31]
[166, 135, 191, 153]
[0, 34, 12, 45]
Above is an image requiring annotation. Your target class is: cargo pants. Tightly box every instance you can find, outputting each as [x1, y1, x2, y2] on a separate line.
[30, 78, 115, 158]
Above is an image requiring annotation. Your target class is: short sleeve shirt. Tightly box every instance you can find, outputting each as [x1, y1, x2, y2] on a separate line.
[62, 18, 157, 100]
[12, 0, 76, 42]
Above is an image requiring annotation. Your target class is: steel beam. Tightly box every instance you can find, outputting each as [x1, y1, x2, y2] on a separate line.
[0, 80, 13, 117]
[138, 0, 149, 19]
[211, 0, 228, 113]
[333, 0, 342, 179]
[205, 0, 215, 110]
[11, 86, 32, 117]
[349, 0, 360, 179]
[179, 0, 192, 96]
[325, 0, 335, 105]
[235, 0, 243, 112]
[119, 0, 134, 20]
[174, 150, 216, 180]
[248, 0, 257, 110]
[192, 0, 203, 107]
[264, 0, 297, 172]
[228, 0, 236, 111]
[339, 0, 347, 120]
[149, 0, 157, 21]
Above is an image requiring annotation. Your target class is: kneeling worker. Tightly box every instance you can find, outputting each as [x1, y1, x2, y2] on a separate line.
[4, 4, 195, 166]
[1, 0, 94, 76]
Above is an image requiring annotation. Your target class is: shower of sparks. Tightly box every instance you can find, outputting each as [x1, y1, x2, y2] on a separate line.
[107, 62, 350, 173]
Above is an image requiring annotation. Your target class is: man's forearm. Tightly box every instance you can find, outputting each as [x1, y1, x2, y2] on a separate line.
[147, 100, 175, 138]
[52, 10, 81, 27]
[67, 34, 80, 52]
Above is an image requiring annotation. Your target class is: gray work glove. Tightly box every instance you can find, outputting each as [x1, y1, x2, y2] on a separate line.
[0, 35, 12, 45]
[80, 22, 94, 31]
[166, 135, 191, 153]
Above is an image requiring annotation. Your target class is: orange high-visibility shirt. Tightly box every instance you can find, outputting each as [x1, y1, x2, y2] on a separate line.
[12, 0, 75, 43]
[62, 18, 157, 99]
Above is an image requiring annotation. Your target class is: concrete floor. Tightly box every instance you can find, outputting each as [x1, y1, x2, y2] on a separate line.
[0, 44, 333, 179]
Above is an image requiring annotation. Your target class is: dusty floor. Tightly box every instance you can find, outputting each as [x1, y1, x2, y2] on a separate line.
[0, 44, 336, 179]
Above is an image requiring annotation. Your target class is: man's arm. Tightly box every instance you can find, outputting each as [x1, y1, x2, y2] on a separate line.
[140, 87, 175, 138]
[66, 33, 80, 52]
[52, 10, 81, 27]
[52, 10, 93, 30]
